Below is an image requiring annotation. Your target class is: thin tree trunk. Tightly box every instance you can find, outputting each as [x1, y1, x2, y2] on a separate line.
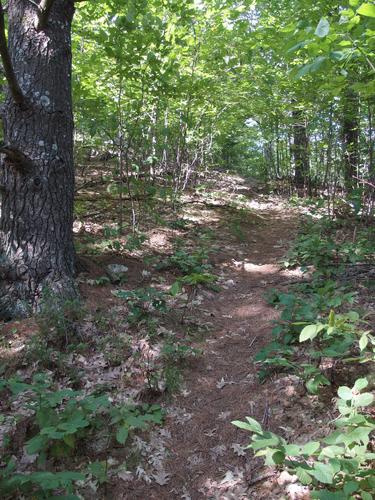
[0, 0, 77, 319]
[368, 99, 374, 180]
[342, 86, 359, 191]
[323, 103, 334, 190]
[292, 109, 310, 191]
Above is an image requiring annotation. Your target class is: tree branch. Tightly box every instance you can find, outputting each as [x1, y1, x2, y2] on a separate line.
[0, 2, 26, 108]
[0, 144, 33, 173]
[37, 0, 55, 30]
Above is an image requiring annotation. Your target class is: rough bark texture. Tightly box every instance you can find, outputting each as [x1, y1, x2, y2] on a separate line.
[0, 0, 77, 319]
[342, 87, 359, 191]
[292, 110, 310, 190]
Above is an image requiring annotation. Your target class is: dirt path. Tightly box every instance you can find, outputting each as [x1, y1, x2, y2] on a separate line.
[118, 194, 300, 499]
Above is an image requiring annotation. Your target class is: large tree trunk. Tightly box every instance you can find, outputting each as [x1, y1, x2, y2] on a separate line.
[292, 109, 310, 191]
[0, 0, 77, 319]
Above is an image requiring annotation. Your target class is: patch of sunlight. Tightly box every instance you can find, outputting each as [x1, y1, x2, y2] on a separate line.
[232, 303, 271, 319]
[183, 210, 221, 224]
[229, 261, 278, 275]
[243, 263, 276, 274]
[280, 267, 305, 278]
[73, 221, 103, 234]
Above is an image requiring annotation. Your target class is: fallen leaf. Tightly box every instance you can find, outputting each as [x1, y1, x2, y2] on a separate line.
[231, 443, 246, 457]
[152, 469, 170, 486]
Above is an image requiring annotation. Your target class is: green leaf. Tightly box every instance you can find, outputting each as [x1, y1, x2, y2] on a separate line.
[315, 18, 330, 37]
[232, 417, 262, 433]
[353, 378, 368, 391]
[361, 492, 373, 500]
[63, 434, 75, 448]
[170, 281, 182, 296]
[295, 466, 312, 485]
[337, 386, 353, 401]
[251, 436, 280, 450]
[271, 450, 285, 464]
[359, 333, 369, 350]
[284, 444, 300, 456]
[346, 311, 359, 321]
[343, 426, 371, 445]
[287, 40, 312, 53]
[26, 435, 49, 454]
[88, 461, 108, 484]
[300, 323, 325, 342]
[330, 51, 347, 61]
[353, 392, 373, 407]
[343, 481, 358, 495]
[295, 58, 324, 79]
[319, 445, 345, 458]
[301, 441, 320, 455]
[116, 425, 129, 444]
[357, 3, 375, 17]
[312, 491, 345, 500]
[310, 462, 335, 484]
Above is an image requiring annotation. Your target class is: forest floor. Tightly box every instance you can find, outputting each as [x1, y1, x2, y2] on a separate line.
[1, 169, 371, 499]
[76, 169, 320, 499]
[110, 177, 315, 500]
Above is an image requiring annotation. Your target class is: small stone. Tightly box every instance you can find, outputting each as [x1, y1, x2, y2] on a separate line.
[224, 279, 235, 287]
[106, 264, 129, 283]
[286, 483, 311, 500]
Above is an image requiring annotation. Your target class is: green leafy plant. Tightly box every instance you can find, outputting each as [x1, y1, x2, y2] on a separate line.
[170, 272, 219, 296]
[0, 462, 84, 500]
[232, 378, 375, 499]
[298, 309, 375, 363]
[1, 373, 164, 464]
[105, 231, 148, 253]
[157, 247, 211, 275]
[110, 404, 164, 445]
[87, 276, 111, 286]
[113, 287, 167, 324]
[5, 374, 110, 461]
[161, 342, 201, 393]
[284, 219, 374, 277]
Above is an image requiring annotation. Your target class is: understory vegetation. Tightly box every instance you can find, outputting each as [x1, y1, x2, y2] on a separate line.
[0, 0, 374, 499]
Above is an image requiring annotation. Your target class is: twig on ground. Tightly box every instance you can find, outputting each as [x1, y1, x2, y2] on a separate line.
[262, 400, 270, 429]
[248, 471, 277, 486]
[249, 336, 258, 349]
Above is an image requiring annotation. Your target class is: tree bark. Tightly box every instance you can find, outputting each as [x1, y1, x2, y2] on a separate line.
[0, 0, 77, 319]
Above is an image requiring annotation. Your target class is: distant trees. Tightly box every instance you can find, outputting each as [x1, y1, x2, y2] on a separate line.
[71, 1, 374, 199]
